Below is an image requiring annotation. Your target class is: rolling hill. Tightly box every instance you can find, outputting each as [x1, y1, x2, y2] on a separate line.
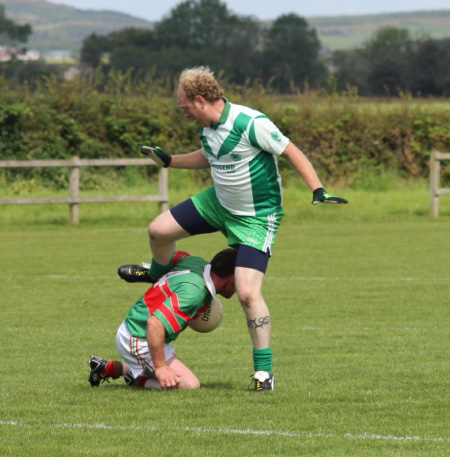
[309, 10, 450, 51]
[2, 0, 450, 54]
[1, 0, 152, 52]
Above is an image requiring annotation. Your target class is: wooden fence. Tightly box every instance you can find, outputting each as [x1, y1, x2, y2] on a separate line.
[0, 157, 169, 224]
[430, 151, 450, 217]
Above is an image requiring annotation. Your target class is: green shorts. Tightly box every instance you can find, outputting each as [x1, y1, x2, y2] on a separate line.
[191, 187, 283, 254]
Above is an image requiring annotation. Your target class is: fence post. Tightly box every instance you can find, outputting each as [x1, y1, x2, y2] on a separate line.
[430, 151, 440, 218]
[69, 157, 80, 224]
[158, 167, 169, 213]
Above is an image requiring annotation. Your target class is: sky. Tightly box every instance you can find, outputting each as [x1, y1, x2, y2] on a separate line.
[49, 0, 450, 21]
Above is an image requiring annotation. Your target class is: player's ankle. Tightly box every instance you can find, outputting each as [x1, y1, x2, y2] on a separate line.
[103, 360, 123, 379]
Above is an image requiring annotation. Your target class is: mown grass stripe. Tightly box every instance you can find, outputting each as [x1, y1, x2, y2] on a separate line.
[1, 420, 447, 443]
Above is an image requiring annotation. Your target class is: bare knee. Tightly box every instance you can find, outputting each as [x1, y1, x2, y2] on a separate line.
[236, 276, 262, 308]
[237, 288, 251, 308]
[167, 357, 200, 389]
[148, 218, 162, 241]
[237, 286, 262, 311]
[148, 211, 187, 244]
[148, 214, 176, 243]
[235, 267, 265, 311]
[181, 377, 200, 389]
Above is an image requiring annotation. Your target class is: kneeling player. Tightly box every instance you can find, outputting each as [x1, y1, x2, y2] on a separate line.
[88, 248, 237, 390]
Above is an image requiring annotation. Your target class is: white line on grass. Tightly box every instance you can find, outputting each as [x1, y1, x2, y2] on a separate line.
[1, 420, 447, 443]
[266, 276, 450, 282]
[299, 326, 434, 332]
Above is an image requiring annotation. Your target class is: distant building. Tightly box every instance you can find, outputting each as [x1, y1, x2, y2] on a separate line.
[0, 47, 11, 62]
[0, 46, 41, 62]
[18, 50, 41, 61]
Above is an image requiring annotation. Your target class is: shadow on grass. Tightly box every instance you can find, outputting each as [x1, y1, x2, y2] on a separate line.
[200, 381, 235, 390]
[82, 381, 236, 391]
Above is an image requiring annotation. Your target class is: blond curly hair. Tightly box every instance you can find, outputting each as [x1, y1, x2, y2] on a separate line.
[179, 66, 224, 102]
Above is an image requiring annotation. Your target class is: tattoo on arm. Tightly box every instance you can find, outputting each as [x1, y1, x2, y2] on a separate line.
[247, 316, 271, 330]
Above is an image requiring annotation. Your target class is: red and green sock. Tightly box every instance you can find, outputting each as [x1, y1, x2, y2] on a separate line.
[103, 361, 123, 379]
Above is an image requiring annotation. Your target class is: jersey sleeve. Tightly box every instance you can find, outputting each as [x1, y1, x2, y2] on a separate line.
[249, 116, 290, 156]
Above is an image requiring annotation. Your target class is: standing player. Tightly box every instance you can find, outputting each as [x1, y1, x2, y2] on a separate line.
[119, 66, 348, 391]
[90, 248, 237, 390]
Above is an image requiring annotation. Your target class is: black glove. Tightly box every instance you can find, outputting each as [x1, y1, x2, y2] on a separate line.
[138, 144, 172, 168]
[312, 187, 348, 205]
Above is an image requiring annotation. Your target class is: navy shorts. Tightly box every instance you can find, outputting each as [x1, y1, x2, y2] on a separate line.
[170, 199, 270, 273]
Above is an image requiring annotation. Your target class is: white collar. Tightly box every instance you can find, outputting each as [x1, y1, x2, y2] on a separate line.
[203, 264, 216, 297]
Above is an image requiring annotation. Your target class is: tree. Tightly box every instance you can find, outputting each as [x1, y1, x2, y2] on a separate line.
[435, 39, 450, 95]
[332, 48, 369, 94]
[79, 0, 263, 83]
[80, 33, 110, 67]
[80, 28, 157, 71]
[104, 28, 157, 73]
[0, 5, 40, 88]
[0, 5, 31, 48]
[410, 37, 450, 96]
[364, 27, 413, 96]
[262, 13, 326, 92]
[331, 27, 417, 96]
[79, 1, 332, 89]
[154, 0, 262, 82]
[155, 0, 232, 48]
[410, 38, 441, 95]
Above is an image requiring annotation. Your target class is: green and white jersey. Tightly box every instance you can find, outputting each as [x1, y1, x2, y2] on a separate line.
[200, 98, 290, 216]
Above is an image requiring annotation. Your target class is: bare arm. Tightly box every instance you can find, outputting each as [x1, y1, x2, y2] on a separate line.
[170, 149, 210, 169]
[147, 316, 181, 388]
[281, 142, 322, 191]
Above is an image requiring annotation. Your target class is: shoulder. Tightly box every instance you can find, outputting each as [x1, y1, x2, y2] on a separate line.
[229, 101, 265, 120]
[175, 255, 207, 269]
[171, 256, 208, 284]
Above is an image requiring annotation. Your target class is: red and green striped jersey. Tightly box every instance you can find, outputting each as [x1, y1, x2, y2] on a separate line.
[124, 255, 215, 343]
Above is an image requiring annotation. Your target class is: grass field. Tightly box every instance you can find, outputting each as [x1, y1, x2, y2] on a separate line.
[1, 183, 449, 456]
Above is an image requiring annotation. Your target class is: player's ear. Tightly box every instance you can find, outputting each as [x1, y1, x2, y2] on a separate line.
[195, 95, 207, 108]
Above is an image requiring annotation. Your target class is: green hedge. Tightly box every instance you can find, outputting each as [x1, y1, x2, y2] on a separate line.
[1, 73, 450, 188]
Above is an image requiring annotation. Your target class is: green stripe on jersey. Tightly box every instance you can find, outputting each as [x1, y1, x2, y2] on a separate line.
[212, 98, 231, 129]
[217, 112, 252, 159]
[200, 134, 215, 157]
[249, 152, 282, 214]
[248, 115, 269, 149]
